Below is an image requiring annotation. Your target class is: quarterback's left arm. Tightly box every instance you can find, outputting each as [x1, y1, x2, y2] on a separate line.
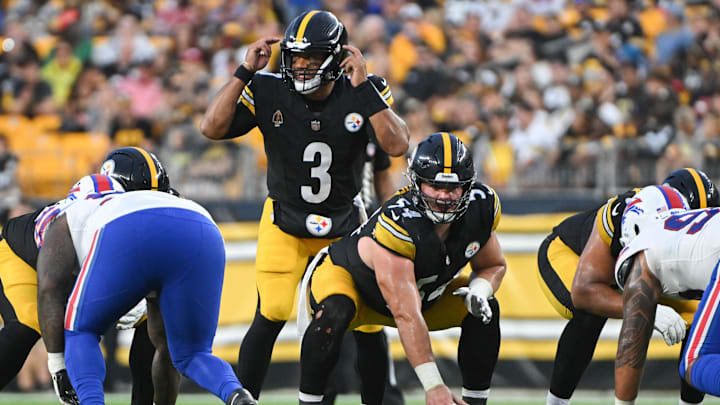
[615, 251, 661, 403]
[342, 45, 409, 157]
[454, 233, 507, 323]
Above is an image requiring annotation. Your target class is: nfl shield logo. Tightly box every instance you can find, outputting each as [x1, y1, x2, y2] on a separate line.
[311, 119, 321, 131]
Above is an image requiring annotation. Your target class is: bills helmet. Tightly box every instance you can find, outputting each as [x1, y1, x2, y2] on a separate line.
[620, 185, 689, 247]
[407, 132, 476, 224]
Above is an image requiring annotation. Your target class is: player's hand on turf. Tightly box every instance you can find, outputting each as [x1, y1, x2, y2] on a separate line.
[425, 384, 467, 405]
[453, 286, 493, 324]
[116, 298, 147, 330]
[244, 37, 280, 73]
[52, 369, 79, 405]
[654, 304, 687, 346]
[341, 45, 368, 87]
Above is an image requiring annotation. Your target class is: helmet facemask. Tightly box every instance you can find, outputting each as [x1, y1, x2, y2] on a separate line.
[281, 48, 342, 94]
[408, 171, 475, 224]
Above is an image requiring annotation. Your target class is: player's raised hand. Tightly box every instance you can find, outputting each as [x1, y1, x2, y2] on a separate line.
[340, 45, 368, 87]
[426, 385, 468, 405]
[244, 37, 280, 72]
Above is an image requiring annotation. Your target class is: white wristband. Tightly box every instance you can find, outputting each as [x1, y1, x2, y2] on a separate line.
[469, 277, 494, 299]
[47, 352, 66, 374]
[414, 362, 443, 392]
[615, 397, 635, 405]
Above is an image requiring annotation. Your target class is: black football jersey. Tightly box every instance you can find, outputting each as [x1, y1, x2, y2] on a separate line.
[553, 188, 640, 258]
[225, 73, 394, 238]
[1, 208, 43, 269]
[328, 183, 501, 317]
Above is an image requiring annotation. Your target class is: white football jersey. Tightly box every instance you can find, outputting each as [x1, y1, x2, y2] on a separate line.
[615, 208, 720, 299]
[64, 190, 214, 265]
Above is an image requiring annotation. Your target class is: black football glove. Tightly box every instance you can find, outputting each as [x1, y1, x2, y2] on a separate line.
[52, 369, 79, 405]
[226, 388, 256, 405]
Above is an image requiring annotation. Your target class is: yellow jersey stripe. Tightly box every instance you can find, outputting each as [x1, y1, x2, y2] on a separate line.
[133, 147, 158, 189]
[243, 85, 254, 99]
[441, 132, 451, 174]
[296, 10, 320, 41]
[386, 95, 394, 106]
[688, 168, 707, 208]
[240, 96, 256, 115]
[380, 86, 390, 96]
[595, 199, 615, 246]
[487, 186, 502, 231]
[379, 213, 410, 238]
[375, 220, 415, 260]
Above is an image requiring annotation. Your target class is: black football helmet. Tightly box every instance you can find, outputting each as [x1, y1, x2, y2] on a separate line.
[280, 10, 347, 94]
[407, 132, 476, 224]
[100, 147, 170, 192]
[663, 168, 719, 209]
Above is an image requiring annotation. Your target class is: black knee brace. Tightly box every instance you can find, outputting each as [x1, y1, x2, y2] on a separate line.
[300, 295, 356, 396]
[0, 320, 40, 389]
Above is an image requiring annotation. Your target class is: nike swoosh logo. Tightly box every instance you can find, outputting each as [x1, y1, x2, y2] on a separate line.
[612, 203, 621, 216]
[391, 211, 400, 221]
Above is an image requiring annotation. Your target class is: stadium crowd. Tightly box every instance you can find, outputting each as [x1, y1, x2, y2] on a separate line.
[1, 0, 720, 202]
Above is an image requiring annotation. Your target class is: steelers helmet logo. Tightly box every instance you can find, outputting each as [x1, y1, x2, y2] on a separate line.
[344, 113, 364, 133]
[101, 159, 116, 176]
[306, 214, 333, 236]
[465, 241, 480, 258]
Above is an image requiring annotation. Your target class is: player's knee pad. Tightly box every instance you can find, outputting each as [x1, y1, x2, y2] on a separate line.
[309, 295, 355, 351]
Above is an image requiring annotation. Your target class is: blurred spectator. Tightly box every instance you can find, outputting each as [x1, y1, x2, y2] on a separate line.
[115, 60, 165, 119]
[92, 14, 156, 74]
[8, 55, 55, 116]
[0, 134, 20, 224]
[108, 97, 154, 149]
[655, 4, 695, 65]
[41, 40, 82, 107]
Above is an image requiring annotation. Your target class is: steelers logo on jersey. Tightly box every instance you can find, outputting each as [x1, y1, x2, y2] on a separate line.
[344, 113, 364, 133]
[306, 214, 333, 237]
[465, 241, 480, 258]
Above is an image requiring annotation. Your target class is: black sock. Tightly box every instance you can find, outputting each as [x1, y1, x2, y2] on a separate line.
[237, 310, 285, 399]
[549, 310, 606, 399]
[129, 321, 156, 405]
[353, 329, 388, 405]
[458, 298, 501, 390]
[0, 320, 39, 389]
[680, 336, 705, 404]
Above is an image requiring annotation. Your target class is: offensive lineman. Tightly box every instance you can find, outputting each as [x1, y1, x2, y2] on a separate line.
[538, 168, 717, 405]
[200, 10, 409, 401]
[0, 147, 177, 405]
[297, 133, 504, 405]
[614, 189, 720, 402]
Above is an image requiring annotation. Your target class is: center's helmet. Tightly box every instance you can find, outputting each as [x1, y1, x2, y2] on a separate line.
[280, 10, 348, 95]
[100, 147, 170, 192]
[407, 132, 476, 224]
[620, 185, 689, 247]
[662, 168, 719, 209]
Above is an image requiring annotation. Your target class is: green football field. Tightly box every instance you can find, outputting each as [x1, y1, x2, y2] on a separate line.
[1, 391, 718, 405]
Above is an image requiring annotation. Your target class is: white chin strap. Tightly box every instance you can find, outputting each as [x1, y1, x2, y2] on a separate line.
[293, 54, 334, 95]
[424, 208, 457, 224]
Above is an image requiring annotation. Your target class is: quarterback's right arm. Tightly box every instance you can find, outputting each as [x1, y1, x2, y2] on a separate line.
[200, 37, 278, 139]
[359, 237, 464, 405]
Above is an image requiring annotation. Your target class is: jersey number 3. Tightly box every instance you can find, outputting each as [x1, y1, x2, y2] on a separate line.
[301, 142, 332, 204]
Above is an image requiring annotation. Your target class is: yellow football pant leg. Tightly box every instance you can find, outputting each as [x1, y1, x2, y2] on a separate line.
[310, 257, 471, 331]
[0, 239, 40, 333]
[255, 198, 336, 322]
[537, 234, 578, 320]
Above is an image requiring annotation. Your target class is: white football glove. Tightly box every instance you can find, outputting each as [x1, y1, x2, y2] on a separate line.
[452, 277, 494, 324]
[116, 299, 147, 330]
[654, 304, 687, 346]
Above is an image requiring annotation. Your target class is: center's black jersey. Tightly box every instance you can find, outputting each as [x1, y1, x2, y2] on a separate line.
[225, 72, 394, 239]
[329, 183, 501, 317]
[553, 188, 640, 258]
[1, 207, 43, 269]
